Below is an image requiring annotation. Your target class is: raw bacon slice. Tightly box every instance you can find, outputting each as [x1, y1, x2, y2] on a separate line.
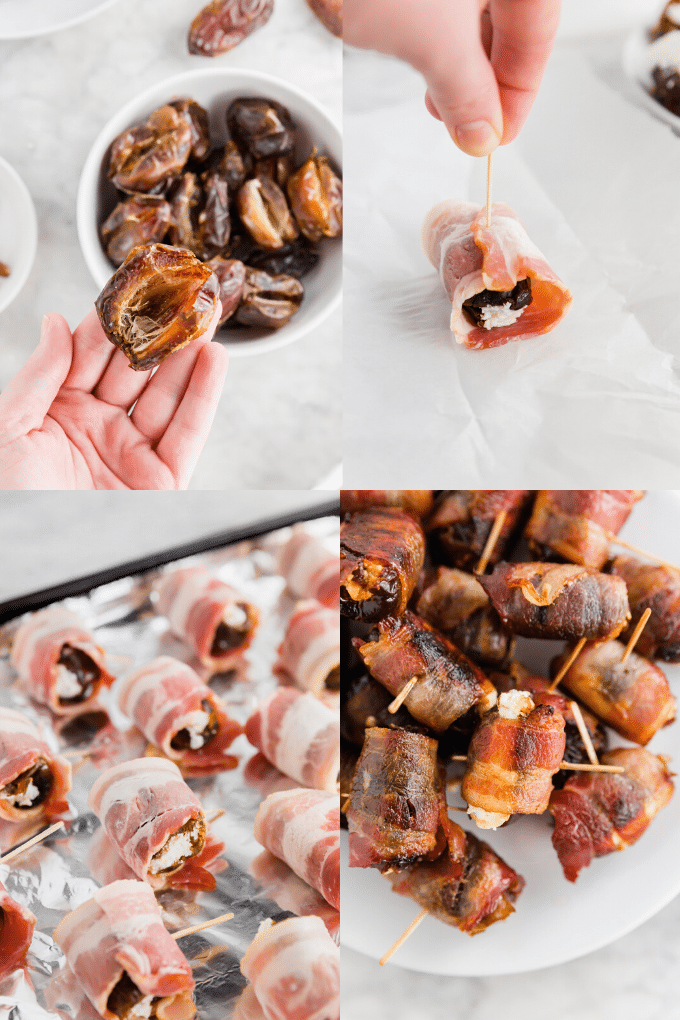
[276, 601, 339, 696]
[155, 566, 259, 670]
[118, 655, 242, 772]
[478, 562, 630, 641]
[553, 640, 676, 746]
[347, 727, 447, 870]
[340, 508, 425, 623]
[277, 528, 340, 609]
[250, 850, 340, 942]
[549, 748, 674, 882]
[421, 201, 572, 349]
[609, 556, 680, 662]
[340, 491, 434, 518]
[240, 915, 339, 1020]
[525, 490, 645, 568]
[354, 611, 497, 734]
[0, 881, 36, 979]
[387, 817, 524, 934]
[52, 879, 195, 1020]
[426, 490, 532, 571]
[0, 707, 71, 823]
[88, 757, 221, 891]
[254, 787, 339, 910]
[10, 606, 114, 716]
[245, 687, 339, 792]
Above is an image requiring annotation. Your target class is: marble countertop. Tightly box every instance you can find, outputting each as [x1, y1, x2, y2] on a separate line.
[0, 0, 342, 489]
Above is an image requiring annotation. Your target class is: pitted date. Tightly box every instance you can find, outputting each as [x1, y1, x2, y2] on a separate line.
[234, 266, 303, 329]
[237, 175, 298, 249]
[188, 0, 274, 56]
[287, 149, 342, 242]
[108, 105, 193, 194]
[254, 153, 293, 190]
[227, 98, 296, 159]
[169, 98, 211, 161]
[306, 0, 342, 37]
[169, 171, 230, 260]
[95, 243, 219, 370]
[101, 195, 173, 267]
[0, 262, 9, 277]
[206, 140, 248, 191]
[248, 236, 319, 279]
[206, 256, 247, 324]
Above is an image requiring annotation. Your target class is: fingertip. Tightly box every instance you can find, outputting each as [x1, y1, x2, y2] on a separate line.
[453, 119, 502, 157]
[424, 91, 442, 123]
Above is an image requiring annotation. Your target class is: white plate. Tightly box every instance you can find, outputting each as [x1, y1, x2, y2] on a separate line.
[0, 0, 122, 39]
[0, 155, 37, 315]
[623, 26, 680, 133]
[341, 490, 680, 975]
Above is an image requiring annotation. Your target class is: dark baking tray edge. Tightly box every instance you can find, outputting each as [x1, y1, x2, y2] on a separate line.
[0, 498, 340, 624]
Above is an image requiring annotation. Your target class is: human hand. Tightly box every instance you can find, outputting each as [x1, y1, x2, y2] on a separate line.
[0, 306, 228, 490]
[344, 0, 561, 156]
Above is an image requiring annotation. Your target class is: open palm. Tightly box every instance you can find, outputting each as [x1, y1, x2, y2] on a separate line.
[0, 307, 228, 490]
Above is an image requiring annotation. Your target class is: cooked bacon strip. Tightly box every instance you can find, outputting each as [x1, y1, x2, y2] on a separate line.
[609, 556, 680, 662]
[462, 692, 566, 828]
[10, 605, 114, 715]
[240, 915, 339, 1020]
[88, 758, 221, 891]
[341, 491, 434, 518]
[421, 201, 572, 349]
[387, 816, 524, 935]
[426, 491, 532, 571]
[277, 527, 340, 609]
[348, 727, 446, 871]
[0, 880, 36, 979]
[416, 566, 515, 669]
[525, 490, 644, 568]
[253, 787, 339, 910]
[340, 508, 425, 623]
[0, 707, 71, 823]
[118, 655, 242, 772]
[276, 600, 339, 696]
[53, 879, 195, 1020]
[354, 611, 497, 734]
[250, 851, 340, 942]
[554, 640, 676, 746]
[155, 566, 259, 670]
[478, 562, 630, 641]
[245, 687, 339, 792]
[549, 748, 674, 882]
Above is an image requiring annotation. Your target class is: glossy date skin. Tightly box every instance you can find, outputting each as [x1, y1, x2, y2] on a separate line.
[188, 0, 274, 56]
[108, 105, 193, 194]
[287, 150, 343, 243]
[100, 195, 173, 267]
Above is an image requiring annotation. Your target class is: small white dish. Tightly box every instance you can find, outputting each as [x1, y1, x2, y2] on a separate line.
[0, 0, 122, 39]
[0, 156, 38, 316]
[77, 68, 342, 358]
[623, 26, 680, 132]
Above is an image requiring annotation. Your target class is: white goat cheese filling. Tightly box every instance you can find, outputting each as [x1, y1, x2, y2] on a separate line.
[184, 711, 212, 750]
[498, 690, 534, 719]
[223, 603, 247, 628]
[479, 303, 525, 330]
[54, 664, 83, 700]
[467, 805, 510, 830]
[149, 829, 193, 874]
[130, 996, 155, 1019]
[1, 780, 40, 807]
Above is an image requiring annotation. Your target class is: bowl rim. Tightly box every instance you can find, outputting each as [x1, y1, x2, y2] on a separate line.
[0, 155, 38, 316]
[77, 66, 342, 358]
[0, 0, 123, 40]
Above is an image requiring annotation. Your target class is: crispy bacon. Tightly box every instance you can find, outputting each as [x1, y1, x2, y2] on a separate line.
[387, 816, 524, 934]
[426, 490, 532, 571]
[0, 707, 71, 823]
[478, 562, 630, 641]
[0, 881, 36, 979]
[276, 600, 339, 696]
[554, 640, 676, 746]
[354, 611, 497, 734]
[277, 528, 340, 609]
[525, 490, 644, 568]
[340, 508, 425, 623]
[549, 748, 674, 882]
[347, 727, 447, 870]
[341, 491, 434, 518]
[609, 556, 680, 662]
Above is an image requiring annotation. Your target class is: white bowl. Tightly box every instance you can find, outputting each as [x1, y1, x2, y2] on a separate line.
[0, 0, 123, 39]
[77, 68, 342, 357]
[0, 156, 38, 315]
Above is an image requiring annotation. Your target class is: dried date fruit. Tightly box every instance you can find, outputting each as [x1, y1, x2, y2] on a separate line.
[223, 231, 259, 263]
[169, 171, 231, 260]
[205, 140, 248, 191]
[306, 0, 342, 37]
[227, 98, 296, 159]
[169, 98, 211, 161]
[247, 236, 319, 278]
[198, 170, 231, 256]
[206, 256, 247, 324]
[95, 243, 219, 370]
[287, 149, 342, 242]
[101, 195, 173, 267]
[168, 173, 203, 252]
[234, 266, 303, 329]
[237, 175, 298, 249]
[254, 152, 293, 189]
[188, 0, 274, 57]
[0, 261, 9, 277]
[108, 105, 193, 194]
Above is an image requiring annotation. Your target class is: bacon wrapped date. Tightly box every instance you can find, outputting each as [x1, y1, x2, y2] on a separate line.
[347, 727, 447, 871]
[341, 491, 434, 518]
[552, 640, 676, 746]
[549, 748, 674, 882]
[387, 816, 525, 934]
[426, 491, 532, 571]
[340, 508, 425, 623]
[354, 611, 497, 734]
[609, 556, 680, 662]
[340, 671, 427, 746]
[525, 490, 644, 568]
[478, 562, 630, 642]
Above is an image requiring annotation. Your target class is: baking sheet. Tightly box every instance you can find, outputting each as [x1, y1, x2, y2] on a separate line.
[0, 509, 339, 1020]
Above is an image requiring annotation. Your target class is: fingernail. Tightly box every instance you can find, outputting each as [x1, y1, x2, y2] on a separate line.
[455, 120, 500, 157]
[40, 314, 50, 341]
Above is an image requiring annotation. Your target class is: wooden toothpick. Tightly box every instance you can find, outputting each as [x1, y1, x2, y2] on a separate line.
[568, 701, 598, 766]
[380, 907, 429, 966]
[475, 510, 506, 575]
[486, 153, 493, 228]
[547, 637, 587, 693]
[451, 753, 622, 774]
[388, 678, 418, 714]
[606, 533, 680, 573]
[0, 821, 65, 863]
[172, 911, 234, 940]
[621, 608, 652, 664]
[341, 795, 351, 813]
